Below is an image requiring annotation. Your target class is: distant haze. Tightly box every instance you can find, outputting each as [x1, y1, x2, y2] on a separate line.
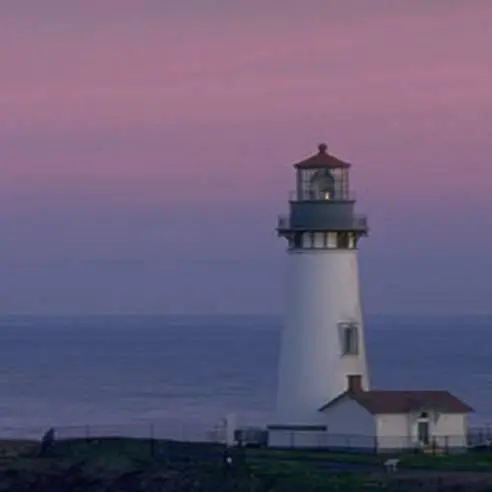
[0, 1, 491, 314]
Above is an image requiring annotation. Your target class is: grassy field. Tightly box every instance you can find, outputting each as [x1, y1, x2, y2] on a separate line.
[2, 437, 492, 471]
[0, 438, 370, 491]
[247, 446, 492, 472]
[0, 437, 492, 491]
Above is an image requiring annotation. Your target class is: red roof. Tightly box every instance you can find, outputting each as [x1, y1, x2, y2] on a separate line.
[294, 144, 351, 169]
[320, 390, 473, 414]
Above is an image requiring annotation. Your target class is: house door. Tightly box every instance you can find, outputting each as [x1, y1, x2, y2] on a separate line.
[417, 415, 430, 445]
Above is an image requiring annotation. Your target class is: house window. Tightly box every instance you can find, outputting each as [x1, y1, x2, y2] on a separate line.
[340, 323, 359, 355]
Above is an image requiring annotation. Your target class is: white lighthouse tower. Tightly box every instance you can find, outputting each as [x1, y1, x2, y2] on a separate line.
[270, 143, 370, 436]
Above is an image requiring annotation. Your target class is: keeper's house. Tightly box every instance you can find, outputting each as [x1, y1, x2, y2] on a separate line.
[268, 375, 473, 452]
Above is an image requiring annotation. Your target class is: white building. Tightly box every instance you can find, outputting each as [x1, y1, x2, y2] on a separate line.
[268, 144, 472, 451]
[272, 143, 370, 428]
[269, 375, 472, 451]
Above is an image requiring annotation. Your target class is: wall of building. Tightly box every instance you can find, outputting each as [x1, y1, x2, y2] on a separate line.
[268, 405, 469, 451]
[268, 429, 326, 448]
[376, 413, 412, 450]
[321, 395, 376, 450]
[430, 413, 468, 449]
[376, 411, 468, 450]
[274, 249, 369, 425]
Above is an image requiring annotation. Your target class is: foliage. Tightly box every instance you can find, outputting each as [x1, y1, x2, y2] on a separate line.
[0, 438, 492, 491]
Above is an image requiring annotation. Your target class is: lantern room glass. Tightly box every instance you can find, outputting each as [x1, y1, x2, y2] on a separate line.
[296, 167, 350, 201]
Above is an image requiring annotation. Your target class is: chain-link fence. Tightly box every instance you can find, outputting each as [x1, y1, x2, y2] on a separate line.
[0, 421, 218, 441]
[1, 422, 491, 458]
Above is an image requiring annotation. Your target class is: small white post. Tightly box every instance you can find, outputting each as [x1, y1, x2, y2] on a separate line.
[224, 413, 237, 447]
[384, 458, 400, 473]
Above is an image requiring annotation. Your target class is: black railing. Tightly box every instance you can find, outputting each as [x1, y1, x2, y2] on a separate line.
[277, 214, 368, 231]
[2, 423, 491, 458]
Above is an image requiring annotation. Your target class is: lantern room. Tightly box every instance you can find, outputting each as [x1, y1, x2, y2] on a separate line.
[294, 144, 352, 202]
[277, 143, 368, 247]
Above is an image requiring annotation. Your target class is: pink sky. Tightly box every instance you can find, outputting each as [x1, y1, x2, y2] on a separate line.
[0, 1, 491, 314]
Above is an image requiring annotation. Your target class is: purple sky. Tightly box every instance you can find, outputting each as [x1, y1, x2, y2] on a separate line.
[0, 1, 491, 314]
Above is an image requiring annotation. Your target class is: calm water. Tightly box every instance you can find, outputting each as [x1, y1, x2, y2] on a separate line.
[0, 314, 490, 437]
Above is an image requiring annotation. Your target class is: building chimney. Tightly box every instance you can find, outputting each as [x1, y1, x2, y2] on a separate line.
[347, 375, 363, 393]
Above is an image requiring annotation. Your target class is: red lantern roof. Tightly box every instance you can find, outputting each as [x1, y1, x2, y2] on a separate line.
[294, 143, 351, 169]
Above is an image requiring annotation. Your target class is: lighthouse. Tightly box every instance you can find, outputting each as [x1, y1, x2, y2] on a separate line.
[271, 143, 370, 434]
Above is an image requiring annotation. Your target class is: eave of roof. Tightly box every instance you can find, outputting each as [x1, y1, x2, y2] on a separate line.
[319, 390, 473, 415]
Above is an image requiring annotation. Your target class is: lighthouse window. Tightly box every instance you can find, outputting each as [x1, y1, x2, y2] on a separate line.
[348, 234, 355, 249]
[293, 233, 303, 249]
[340, 323, 359, 355]
[337, 233, 350, 249]
[313, 233, 324, 248]
[326, 233, 337, 248]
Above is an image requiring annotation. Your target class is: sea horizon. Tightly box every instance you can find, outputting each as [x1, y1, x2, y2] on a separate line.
[1, 312, 492, 319]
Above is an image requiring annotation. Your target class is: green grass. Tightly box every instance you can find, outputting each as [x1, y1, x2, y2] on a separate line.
[248, 447, 381, 463]
[399, 452, 492, 471]
[0, 438, 382, 492]
[3, 437, 492, 473]
[29, 438, 492, 472]
[1, 438, 492, 490]
[247, 446, 492, 472]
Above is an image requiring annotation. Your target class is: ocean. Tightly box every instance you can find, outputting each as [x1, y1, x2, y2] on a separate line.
[0, 314, 490, 439]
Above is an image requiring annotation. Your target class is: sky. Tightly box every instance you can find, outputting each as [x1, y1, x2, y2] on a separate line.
[0, 0, 491, 315]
